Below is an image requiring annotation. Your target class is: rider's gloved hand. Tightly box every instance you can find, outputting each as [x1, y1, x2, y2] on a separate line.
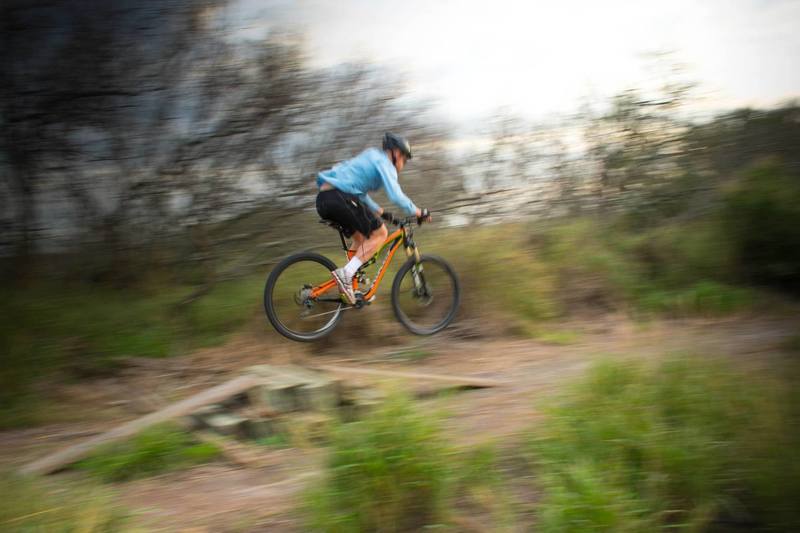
[417, 208, 432, 225]
[380, 211, 395, 223]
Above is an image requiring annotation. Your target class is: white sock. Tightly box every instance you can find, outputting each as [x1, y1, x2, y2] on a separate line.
[343, 256, 363, 281]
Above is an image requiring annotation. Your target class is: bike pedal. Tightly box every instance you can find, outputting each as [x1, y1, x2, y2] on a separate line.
[353, 291, 375, 307]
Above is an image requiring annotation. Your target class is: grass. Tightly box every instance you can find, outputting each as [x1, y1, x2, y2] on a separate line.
[527, 355, 800, 532]
[75, 423, 221, 482]
[532, 218, 751, 315]
[0, 327, 51, 428]
[255, 433, 291, 448]
[1, 274, 262, 363]
[0, 275, 263, 429]
[304, 390, 522, 531]
[450, 444, 517, 530]
[531, 330, 580, 346]
[781, 334, 800, 353]
[635, 281, 754, 316]
[304, 391, 450, 532]
[0, 471, 129, 531]
[425, 223, 561, 331]
[425, 216, 758, 331]
[178, 275, 265, 348]
[472, 211, 776, 321]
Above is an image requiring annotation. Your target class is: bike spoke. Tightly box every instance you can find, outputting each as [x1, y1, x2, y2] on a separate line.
[268, 258, 342, 337]
[300, 305, 354, 320]
[394, 257, 458, 334]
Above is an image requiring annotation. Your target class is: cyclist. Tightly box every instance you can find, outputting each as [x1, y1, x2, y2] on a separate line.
[316, 132, 431, 304]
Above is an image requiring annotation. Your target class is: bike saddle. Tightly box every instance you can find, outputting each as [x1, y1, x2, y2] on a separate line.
[319, 219, 346, 233]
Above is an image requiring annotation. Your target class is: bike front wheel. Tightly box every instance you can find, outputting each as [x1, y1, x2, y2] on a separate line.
[391, 254, 460, 335]
[264, 252, 343, 342]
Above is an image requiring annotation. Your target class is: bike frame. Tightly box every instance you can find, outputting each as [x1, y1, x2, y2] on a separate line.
[309, 223, 417, 303]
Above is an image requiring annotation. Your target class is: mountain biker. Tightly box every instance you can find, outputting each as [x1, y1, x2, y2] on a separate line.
[316, 132, 431, 304]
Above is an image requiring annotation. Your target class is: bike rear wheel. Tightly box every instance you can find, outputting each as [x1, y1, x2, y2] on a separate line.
[391, 254, 460, 335]
[264, 252, 343, 342]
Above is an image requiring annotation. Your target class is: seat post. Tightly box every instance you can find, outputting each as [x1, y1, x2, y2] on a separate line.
[319, 219, 350, 253]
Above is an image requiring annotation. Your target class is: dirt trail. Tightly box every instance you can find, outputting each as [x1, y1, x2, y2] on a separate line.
[3, 314, 797, 531]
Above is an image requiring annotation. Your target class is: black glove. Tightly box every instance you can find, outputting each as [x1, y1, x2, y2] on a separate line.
[417, 208, 431, 225]
[380, 211, 395, 222]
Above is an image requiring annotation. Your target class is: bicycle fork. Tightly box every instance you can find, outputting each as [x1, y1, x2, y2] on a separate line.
[406, 245, 428, 296]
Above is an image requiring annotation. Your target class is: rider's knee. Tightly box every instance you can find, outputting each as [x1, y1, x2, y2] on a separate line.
[374, 224, 388, 240]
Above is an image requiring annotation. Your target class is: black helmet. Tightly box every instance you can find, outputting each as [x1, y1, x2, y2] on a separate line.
[382, 132, 413, 160]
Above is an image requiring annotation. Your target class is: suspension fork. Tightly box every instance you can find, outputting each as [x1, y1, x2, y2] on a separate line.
[405, 238, 425, 292]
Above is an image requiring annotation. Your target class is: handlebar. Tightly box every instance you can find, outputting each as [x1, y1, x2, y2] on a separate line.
[382, 213, 431, 227]
[381, 208, 431, 227]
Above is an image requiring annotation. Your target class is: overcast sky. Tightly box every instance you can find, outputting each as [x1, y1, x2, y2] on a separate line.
[234, 0, 800, 123]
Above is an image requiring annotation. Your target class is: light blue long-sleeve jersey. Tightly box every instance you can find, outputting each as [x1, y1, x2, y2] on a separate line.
[316, 147, 418, 216]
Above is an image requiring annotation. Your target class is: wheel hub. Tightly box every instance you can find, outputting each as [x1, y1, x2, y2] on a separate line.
[294, 285, 314, 309]
[413, 287, 433, 307]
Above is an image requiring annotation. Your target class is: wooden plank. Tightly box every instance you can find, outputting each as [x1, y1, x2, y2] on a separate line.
[314, 365, 505, 388]
[20, 375, 261, 476]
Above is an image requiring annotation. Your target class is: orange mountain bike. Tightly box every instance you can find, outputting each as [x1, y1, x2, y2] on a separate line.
[264, 215, 460, 342]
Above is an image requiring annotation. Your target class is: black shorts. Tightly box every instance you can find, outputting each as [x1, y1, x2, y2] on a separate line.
[316, 189, 382, 238]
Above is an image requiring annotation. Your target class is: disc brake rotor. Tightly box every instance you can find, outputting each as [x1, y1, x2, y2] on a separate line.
[413, 286, 434, 307]
[294, 285, 314, 309]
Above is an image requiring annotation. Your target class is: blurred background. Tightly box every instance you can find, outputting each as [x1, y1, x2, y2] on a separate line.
[2, 0, 799, 531]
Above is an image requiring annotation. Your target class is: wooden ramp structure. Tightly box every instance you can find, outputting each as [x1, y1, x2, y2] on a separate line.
[20, 366, 503, 477]
[20, 375, 261, 476]
[315, 365, 505, 388]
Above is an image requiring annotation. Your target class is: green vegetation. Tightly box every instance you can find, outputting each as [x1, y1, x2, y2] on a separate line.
[75, 423, 221, 482]
[782, 334, 800, 353]
[2, 275, 262, 362]
[722, 160, 800, 292]
[0, 204, 782, 431]
[305, 391, 521, 531]
[427, 214, 757, 336]
[529, 329, 581, 345]
[635, 281, 752, 315]
[0, 472, 128, 531]
[0, 275, 262, 429]
[528, 356, 800, 531]
[255, 433, 291, 448]
[0, 328, 50, 429]
[3, 160, 797, 432]
[179, 275, 266, 348]
[299, 356, 800, 531]
[428, 223, 560, 330]
[534, 218, 756, 316]
[305, 391, 449, 532]
[4, 11, 799, 529]
[451, 444, 516, 530]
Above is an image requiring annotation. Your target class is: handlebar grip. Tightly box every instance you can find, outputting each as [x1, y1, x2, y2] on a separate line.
[417, 208, 431, 225]
[379, 211, 401, 225]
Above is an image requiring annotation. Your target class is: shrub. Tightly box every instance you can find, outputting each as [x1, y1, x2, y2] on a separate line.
[722, 160, 800, 292]
[529, 356, 800, 531]
[305, 391, 449, 532]
[431, 224, 561, 325]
